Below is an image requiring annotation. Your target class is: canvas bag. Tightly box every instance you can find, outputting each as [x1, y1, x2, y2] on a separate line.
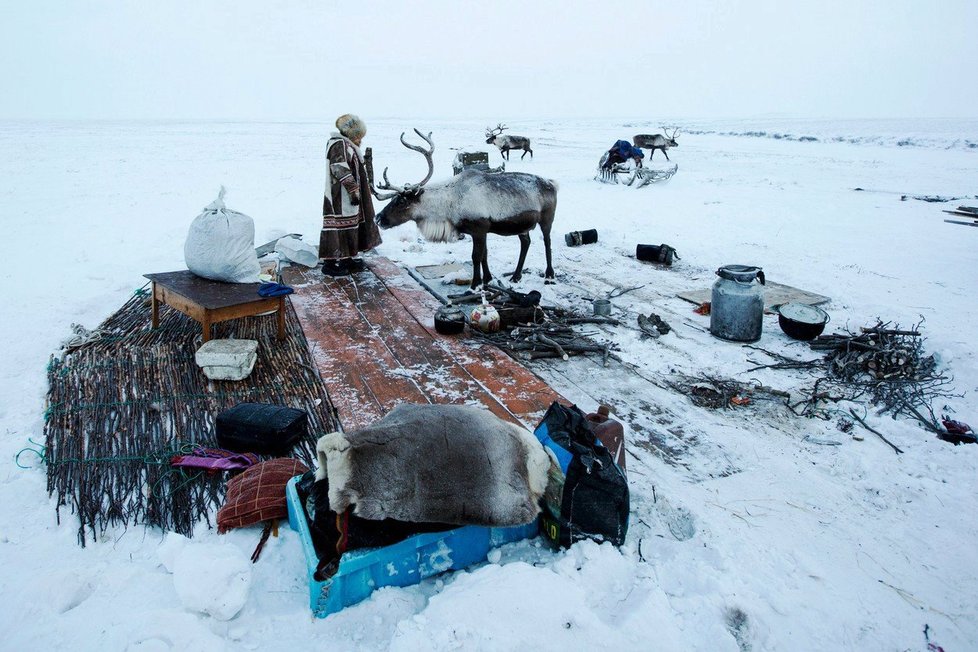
[184, 187, 261, 283]
[533, 402, 629, 547]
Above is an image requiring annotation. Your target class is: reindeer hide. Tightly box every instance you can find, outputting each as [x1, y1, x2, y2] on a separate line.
[315, 404, 551, 527]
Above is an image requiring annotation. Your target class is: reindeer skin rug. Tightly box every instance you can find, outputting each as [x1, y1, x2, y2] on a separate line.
[315, 404, 551, 527]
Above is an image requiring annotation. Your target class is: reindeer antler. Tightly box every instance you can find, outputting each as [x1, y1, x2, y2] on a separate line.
[486, 123, 507, 137]
[400, 129, 434, 191]
[373, 128, 435, 197]
[371, 168, 400, 200]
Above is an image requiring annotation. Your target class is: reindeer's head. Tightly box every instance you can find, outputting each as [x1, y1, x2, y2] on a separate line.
[662, 127, 680, 148]
[485, 123, 507, 145]
[373, 129, 435, 229]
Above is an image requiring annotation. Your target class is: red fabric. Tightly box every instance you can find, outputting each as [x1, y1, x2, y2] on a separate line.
[217, 458, 308, 533]
[942, 418, 972, 435]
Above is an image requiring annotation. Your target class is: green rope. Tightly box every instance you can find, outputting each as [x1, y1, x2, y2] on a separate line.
[15, 437, 47, 469]
[149, 464, 206, 499]
[44, 386, 323, 416]
[16, 441, 201, 470]
[17, 433, 213, 505]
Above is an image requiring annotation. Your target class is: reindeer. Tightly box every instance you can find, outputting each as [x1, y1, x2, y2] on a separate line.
[485, 124, 533, 161]
[373, 129, 556, 290]
[633, 127, 680, 161]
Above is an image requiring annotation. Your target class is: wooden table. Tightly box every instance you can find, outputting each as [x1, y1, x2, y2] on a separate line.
[144, 271, 286, 343]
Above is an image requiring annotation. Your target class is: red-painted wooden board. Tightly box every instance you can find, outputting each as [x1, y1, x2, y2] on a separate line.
[283, 257, 564, 432]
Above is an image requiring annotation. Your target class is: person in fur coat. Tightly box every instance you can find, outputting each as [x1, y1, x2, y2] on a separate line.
[320, 114, 382, 276]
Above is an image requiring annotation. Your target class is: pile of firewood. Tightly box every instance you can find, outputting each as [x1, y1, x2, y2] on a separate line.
[810, 324, 936, 382]
[459, 283, 619, 364]
[783, 321, 956, 433]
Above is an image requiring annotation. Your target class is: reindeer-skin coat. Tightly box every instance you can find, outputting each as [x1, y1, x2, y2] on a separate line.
[320, 133, 382, 260]
[376, 170, 558, 289]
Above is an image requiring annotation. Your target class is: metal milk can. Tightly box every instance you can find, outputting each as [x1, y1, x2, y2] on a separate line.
[710, 265, 766, 342]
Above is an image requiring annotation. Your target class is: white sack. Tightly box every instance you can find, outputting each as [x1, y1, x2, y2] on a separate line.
[184, 187, 261, 283]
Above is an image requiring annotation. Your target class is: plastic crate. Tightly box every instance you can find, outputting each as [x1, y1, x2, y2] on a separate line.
[285, 477, 539, 617]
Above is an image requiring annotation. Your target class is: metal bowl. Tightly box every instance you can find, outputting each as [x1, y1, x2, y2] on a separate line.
[776, 303, 830, 341]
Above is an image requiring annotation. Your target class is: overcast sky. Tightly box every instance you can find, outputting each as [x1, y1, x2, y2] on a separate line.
[2, 0, 976, 121]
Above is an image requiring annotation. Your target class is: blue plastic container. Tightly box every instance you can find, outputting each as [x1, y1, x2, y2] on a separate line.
[285, 476, 539, 618]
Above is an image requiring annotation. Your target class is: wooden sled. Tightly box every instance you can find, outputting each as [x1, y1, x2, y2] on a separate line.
[596, 164, 678, 187]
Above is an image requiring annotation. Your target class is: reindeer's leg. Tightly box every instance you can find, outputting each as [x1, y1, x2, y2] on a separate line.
[480, 237, 492, 287]
[510, 232, 531, 283]
[520, 148, 529, 160]
[470, 235, 485, 290]
[541, 209, 556, 284]
[663, 149, 670, 161]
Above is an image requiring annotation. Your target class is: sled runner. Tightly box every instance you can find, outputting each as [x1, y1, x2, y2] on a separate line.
[596, 163, 678, 187]
[942, 205, 978, 227]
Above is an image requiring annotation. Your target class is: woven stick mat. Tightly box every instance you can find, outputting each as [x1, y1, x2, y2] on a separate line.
[43, 290, 339, 546]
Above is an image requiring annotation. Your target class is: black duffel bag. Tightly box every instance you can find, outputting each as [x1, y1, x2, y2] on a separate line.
[533, 402, 629, 547]
[216, 403, 307, 456]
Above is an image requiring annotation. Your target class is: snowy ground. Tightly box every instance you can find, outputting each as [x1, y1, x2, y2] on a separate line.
[1, 117, 976, 651]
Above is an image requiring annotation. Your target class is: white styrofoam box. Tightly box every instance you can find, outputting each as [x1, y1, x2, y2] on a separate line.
[195, 339, 259, 368]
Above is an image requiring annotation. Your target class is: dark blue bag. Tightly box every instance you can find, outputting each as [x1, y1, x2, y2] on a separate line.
[533, 402, 629, 547]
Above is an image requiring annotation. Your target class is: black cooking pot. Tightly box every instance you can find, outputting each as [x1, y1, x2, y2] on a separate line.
[776, 303, 830, 341]
[434, 305, 466, 335]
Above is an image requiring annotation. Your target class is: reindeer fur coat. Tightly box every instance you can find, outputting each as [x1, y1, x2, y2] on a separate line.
[315, 404, 552, 526]
[320, 133, 382, 261]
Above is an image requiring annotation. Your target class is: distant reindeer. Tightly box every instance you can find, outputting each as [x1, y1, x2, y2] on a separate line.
[486, 124, 533, 161]
[633, 127, 680, 161]
[373, 129, 556, 289]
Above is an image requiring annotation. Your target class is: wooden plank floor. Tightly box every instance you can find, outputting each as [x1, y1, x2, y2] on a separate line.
[283, 257, 565, 432]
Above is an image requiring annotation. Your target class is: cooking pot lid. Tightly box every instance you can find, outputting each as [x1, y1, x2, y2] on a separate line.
[778, 302, 828, 325]
[716, 265, 763, 282]
[437, 305, 466, 320]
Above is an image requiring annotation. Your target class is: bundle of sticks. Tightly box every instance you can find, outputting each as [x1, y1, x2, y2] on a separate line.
[460, 283, 619, 364]
[786, 321, 956, 432]
[810, 323, 935, 382]
[43, 291, 335, 545]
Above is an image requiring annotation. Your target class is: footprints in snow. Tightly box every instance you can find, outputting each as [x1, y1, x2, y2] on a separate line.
[656, 497, 697, 541]
[724, 607, 754, 652]
[59, 577, 96, 614]
[636, 495, 698, 543]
